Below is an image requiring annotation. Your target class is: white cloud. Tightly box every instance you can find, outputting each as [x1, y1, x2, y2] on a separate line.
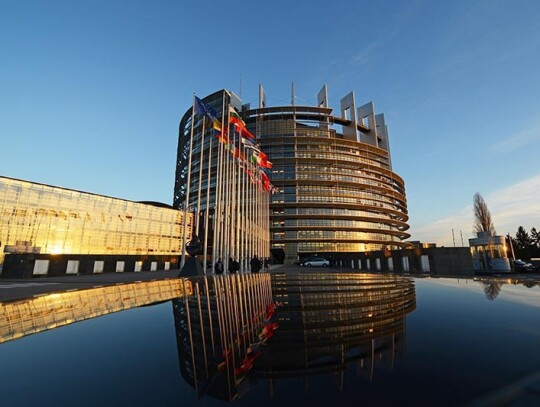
[490, 124, 540, 153]
[411, 173, 540, 246]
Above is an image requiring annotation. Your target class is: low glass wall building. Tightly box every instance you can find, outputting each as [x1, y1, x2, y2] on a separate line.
[0, 176, 192, 276]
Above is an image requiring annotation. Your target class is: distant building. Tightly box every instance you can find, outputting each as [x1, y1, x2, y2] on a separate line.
[318, 244, 473, 276]
[469, 231, 512, 272]
[0, 176, 191, 277]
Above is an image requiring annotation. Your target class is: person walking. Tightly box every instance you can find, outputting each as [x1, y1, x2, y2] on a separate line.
[229, 257, 240, 274]
[250, 255, 261, 273]
[215, 258, 223, 275]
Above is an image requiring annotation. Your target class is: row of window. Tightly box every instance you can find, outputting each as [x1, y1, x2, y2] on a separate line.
[272, 207, 403, 219]
[0, 177, 189, 264]
[273, 231, 400, 240]
[273, 219, 398, 229]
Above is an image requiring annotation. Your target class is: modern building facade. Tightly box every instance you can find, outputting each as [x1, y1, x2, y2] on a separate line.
[0, 176, 191, 277]
[174, 90, 271, 272]
[175, 86, 410, 265]
[469, 231, 512, 272]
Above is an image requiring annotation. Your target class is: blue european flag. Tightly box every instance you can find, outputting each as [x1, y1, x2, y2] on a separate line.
[194, 96, 218, 121]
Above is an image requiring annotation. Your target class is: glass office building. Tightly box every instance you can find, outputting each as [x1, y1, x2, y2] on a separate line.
[0, 176, 191, 275]
[244, 86, 410, 263]
[174, 86, 410, 264]
[174, 90, 271, 267]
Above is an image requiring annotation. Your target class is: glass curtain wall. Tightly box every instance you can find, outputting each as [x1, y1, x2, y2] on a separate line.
[243, 105, 409, 263]
[0, 176, 189, 266]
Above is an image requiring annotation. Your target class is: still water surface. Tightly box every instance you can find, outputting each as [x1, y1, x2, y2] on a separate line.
[1, 273, 540, 406]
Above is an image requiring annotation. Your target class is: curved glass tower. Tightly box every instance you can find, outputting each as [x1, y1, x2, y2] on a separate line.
[174, 90, 271, 270]
[243, 86, 410, 263]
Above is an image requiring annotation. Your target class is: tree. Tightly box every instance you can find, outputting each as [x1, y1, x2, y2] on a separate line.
[531, 227, 540, 249]
[473, 192, 495, 234]
[514, 226, 534, 260]
[515, 226, 533, 249]
[482, 282, 502, 301]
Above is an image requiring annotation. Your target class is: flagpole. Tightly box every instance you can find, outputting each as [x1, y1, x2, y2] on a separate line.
[260, 185, 263, 258]
[230, 123, 237, 263]
[255, 178, 258, 260]
[257, 171, 260, 260]
[267, 186, 270, 258]
[220, 100, 228, 267]
[252, 164, 257, 261]
[245, 144, 250, 270]
[181, 94, 196, 270]
[212, 95, 226, 270]
[266, 178, 270, 259]
[219, 96, 227, 264]
[217, 109, 225, 264]
[234, 130, 240, 263]
[195, 109, 206, 237]
[223, 102, 232, 272]
[231, 134, 238, 259]
[203, 118, 213, 273]
[248, 158, 254, 267]
[211, 129, 220, 272]
[241, 142, 247, 272]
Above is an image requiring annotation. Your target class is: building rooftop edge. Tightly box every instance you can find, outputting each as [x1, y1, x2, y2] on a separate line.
[0, 175, 176, 210]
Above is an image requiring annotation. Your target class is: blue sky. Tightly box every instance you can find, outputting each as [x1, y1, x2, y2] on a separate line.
[1, 0, 540, 246]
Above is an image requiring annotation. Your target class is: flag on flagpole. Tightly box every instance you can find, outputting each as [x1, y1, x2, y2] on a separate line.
[237, 125, 255, 140]
[252, 150, 273, 169]
[216, 129, 230, 144]
[194, 96, 223, 132]
[241, 137, 260, 152]
[229, 107, 244, 126]
[194, 96, 218, 120]
[259, 168, 272, 191]
[229, 106, 255, 139]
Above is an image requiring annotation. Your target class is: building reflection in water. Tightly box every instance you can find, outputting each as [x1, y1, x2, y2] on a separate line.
[0, 279, 191, 344]
[473, 276, 539, 300]
[173, 273, 274, 401]
[173, 272, 416, 401]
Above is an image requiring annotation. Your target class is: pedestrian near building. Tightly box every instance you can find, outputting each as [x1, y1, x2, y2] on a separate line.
[229, 257, 240, 274]
[215, 258, 223, 274]
[250, 255, 261, 273]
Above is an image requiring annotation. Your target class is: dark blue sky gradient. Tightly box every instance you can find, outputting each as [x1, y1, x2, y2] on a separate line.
[1, 0, 540, 244]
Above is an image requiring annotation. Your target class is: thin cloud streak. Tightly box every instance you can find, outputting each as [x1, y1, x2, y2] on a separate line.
[489, 123, 540, 153]
[412, 173, 540, 246]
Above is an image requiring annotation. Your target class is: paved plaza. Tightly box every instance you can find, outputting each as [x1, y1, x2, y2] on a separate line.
[1, 264, 539, 303]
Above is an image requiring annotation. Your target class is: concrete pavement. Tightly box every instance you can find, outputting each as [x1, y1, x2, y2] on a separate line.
[2, 263, 538, 303]
[0, 265, 284, 303]
[0, 269, 184, 303]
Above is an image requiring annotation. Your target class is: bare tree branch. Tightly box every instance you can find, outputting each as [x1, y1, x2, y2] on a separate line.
[473, 192, 496, 234]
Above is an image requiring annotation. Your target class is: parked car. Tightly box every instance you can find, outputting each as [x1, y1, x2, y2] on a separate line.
[513, 259, 534, 272]
[295, 256, 317, 265]
[300, 257, 330, 267]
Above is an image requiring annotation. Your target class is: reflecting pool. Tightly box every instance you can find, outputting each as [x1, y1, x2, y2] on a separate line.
[1, 272, 540, 406]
